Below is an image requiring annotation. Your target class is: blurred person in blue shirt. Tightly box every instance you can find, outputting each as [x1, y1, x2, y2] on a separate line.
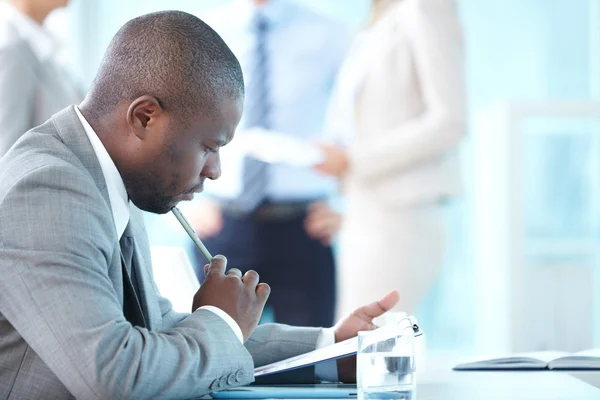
[187, 0, 350, 327]
[0, 0, 82, 158]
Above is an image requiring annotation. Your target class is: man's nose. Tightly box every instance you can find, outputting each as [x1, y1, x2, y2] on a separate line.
[202, 153, 221, 180]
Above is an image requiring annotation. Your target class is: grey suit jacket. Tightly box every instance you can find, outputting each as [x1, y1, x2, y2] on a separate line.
[0, 18, 82, 158]
[0, 107, 322, 399]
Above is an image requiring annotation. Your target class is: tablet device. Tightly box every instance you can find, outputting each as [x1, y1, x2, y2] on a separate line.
[210, 384, 357, 399]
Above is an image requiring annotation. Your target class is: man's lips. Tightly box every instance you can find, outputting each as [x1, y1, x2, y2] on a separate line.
[180, 184, 204, 200]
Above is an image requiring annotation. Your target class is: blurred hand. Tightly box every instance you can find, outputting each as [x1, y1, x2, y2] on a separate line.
[188, 199, 223, 239]
[192, 255, 271, 342]
[333, 290, 401, 383]
[314, 143, 349, 179]
[304, 201, 342, 246]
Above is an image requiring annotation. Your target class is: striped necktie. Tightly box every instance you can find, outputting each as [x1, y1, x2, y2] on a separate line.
[236, 12, 271, 213]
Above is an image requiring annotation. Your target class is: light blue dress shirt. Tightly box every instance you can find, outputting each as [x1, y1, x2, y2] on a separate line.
[202, 0, 350, 202]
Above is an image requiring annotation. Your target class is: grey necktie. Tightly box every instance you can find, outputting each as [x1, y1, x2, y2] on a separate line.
[236, 12, 271, 213]
[120, 222, 146, 328]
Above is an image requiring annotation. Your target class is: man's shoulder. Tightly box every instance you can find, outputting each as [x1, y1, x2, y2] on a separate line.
[0, 122, 114, 248]
[0, 123, 94, 196]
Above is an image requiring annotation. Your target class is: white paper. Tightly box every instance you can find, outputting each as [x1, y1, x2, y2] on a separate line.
[234, 128, 324, 167]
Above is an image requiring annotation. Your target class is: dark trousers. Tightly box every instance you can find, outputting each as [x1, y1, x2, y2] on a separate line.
[193, 212, 335, 327]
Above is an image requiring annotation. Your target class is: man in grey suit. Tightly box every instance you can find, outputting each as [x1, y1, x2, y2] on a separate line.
[0, 10, 400, 399]
[0, 0, 82, 158]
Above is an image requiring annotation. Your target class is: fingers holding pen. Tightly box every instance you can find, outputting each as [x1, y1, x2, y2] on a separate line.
[241, 270, 269, 300]
[255, 282, 271, 303]
[205, 255, 227, 278]
[240, 270, 270, 301]
[226, 268, 243, 279]
[193, 260, 271, 340]
[203, 254, 267, 297]
[242, 270, 259, 285]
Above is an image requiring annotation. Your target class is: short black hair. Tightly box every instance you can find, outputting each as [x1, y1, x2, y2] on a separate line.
[88, 10, 244, 121]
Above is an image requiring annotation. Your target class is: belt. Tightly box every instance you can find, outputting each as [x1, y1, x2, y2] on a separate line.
[220, 200, 315, 222]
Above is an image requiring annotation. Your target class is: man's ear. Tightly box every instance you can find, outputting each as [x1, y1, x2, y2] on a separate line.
[126, 96, 164, 139]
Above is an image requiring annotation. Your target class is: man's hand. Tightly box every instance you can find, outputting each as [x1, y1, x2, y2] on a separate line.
[334, 290, 401, 382]
[192, 255, 271, 342]
[304, 201, 342, 246]
[188, 199, 224, 239]
[314, 143, 349, 179]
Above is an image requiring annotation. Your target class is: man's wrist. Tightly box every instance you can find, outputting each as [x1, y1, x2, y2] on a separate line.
[197, 305, 244, 343]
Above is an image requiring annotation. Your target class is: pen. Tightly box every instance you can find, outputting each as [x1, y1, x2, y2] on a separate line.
[171, 207, 213, 263]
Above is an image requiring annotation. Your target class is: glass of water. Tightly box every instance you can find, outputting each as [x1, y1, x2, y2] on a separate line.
[357, 323, 416, 400]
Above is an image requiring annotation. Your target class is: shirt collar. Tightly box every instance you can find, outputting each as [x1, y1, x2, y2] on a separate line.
[74, 106, 131, 239]
[1, 3, 57, 62]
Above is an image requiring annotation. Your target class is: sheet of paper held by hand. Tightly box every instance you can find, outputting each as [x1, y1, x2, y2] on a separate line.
[234, 128, 324, 167]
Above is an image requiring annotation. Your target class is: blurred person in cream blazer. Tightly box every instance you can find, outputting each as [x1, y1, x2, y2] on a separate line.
[309, 0, 465, 318]
[0, 0, 82, 158]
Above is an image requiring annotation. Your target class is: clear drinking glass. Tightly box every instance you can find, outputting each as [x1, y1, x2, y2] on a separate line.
[357, 323, 416, 400]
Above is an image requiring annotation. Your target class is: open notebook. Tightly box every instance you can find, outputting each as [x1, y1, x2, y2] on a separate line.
[453, 348, 600, 370]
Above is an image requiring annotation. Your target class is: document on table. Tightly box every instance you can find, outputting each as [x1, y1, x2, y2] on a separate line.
[453, 348, 600, 370]
[254, 337, 358, 378]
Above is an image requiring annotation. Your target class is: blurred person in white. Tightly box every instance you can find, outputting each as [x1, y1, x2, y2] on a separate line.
[310, 0, 466, 318]
[0, 0, 82, 158]
[187, 0, 349, 327]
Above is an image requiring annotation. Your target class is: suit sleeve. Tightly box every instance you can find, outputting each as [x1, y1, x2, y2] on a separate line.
[0, 44, 35, 157]
[245, 323, 322, 384]
[0, 162, 254, 399]
[349, 0, 466, 182]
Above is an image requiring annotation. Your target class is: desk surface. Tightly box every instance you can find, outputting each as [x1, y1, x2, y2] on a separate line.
[416, 368, 600, 399]
[210, 370, 600, 400]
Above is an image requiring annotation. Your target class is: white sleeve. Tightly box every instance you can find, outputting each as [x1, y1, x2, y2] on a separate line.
[199, 305, 244, 343]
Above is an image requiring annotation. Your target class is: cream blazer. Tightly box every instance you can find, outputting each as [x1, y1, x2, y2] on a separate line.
[325, 0, 465, 208]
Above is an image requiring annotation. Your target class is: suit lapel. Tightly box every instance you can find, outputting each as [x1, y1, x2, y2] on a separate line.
[51, 107, 161, 330]
[351, 2, 402, 100]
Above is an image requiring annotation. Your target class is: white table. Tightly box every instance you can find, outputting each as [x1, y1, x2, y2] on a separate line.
[416, 368, 600, 399]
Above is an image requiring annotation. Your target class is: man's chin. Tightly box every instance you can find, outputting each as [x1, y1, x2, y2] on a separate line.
[131, 197, 177, 215]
